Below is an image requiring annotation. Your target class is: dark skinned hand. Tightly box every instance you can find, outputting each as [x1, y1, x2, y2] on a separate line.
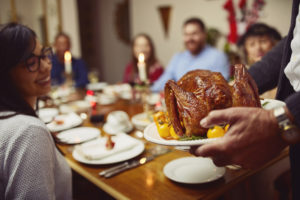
[190, 107, 288, 169]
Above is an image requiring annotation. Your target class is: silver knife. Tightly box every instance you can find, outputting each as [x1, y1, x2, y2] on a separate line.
[103, 156, 154, 178]
[99, 146, 172, 177]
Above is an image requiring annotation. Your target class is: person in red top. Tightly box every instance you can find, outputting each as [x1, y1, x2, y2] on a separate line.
[123, 33, 164, 84]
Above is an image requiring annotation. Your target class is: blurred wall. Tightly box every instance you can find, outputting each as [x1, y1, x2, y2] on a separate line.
[131, 0, 292, 67]
[47, 0, 60, 47]
[0, 0, 13, 24]
[76, 0, 131, 83]
[0, 0, 81, 58]
[1, 0, 44, 44]
[60, 0, 81, 58]
[97, 0, 131, 83]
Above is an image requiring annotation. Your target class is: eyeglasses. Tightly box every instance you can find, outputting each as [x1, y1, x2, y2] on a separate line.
[24, 47, 53, 72]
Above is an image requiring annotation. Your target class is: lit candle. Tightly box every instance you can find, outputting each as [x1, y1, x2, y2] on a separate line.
[138, 53, 147, 82]
[64, 51, 72, 74]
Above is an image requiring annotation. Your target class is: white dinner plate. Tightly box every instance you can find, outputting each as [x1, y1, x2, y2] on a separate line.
[144, 123, 218, 146]
[261, 99, 285, 110]
[163, 157, 225, 184]
[131, 112, 152, 131]
[72, 134, 145, 165]
[56, 127, 100, 144]
[47, 112, 83, 132]
[144, 99, 286, 146]
[38, 108, 59, 123]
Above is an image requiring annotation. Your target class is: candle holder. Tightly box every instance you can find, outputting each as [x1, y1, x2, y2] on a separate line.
[64, 72, 73, 88]
[140, 81, 153, 121]
[136, 53, 153, 119]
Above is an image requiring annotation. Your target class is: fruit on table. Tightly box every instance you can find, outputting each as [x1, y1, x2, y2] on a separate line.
[153, 111, 175, 139]
[207, 125, 225, 138]
[170, 126, 179, 140]
[156, 123, 170, 139]
[153, 111, 230, 140]
[153, 111, 168, 125]
[224, 124, 230, 132]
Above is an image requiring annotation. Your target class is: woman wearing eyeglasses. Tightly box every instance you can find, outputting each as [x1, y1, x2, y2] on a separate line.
[0, 23, 72, 199]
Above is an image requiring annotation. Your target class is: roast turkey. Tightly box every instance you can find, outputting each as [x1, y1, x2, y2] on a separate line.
[164, 64, 261, 137]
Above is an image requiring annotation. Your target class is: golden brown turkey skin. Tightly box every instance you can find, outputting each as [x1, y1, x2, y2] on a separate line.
[164, 64, 261, 137]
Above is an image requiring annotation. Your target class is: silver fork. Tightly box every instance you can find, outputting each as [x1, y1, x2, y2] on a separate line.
[103, 155, 155, 178]
[99, 161, 130, 176]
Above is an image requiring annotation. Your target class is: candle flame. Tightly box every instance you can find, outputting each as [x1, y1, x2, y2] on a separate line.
[64, 51, 72, 62]
[138, 53, 145, 63]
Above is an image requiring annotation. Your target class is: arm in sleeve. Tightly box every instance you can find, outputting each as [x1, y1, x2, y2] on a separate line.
[123, 63, 132, 83]
[249, 37, 286, 94]
[150, 65, 164, 83]
[214, 51, 230, 80]
[5, 125, 57, 200]
[50, 58, 65, 86]
[74, 59, 89, 88]
[151, 54, 179, 92]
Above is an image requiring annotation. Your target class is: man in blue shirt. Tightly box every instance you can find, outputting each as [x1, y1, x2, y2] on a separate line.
[151, 18, 229, 92]
[51, 33, 89, 88]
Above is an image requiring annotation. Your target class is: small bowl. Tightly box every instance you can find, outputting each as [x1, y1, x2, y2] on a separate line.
[131, 112, 152, 131]
[106, 111, 130, 126]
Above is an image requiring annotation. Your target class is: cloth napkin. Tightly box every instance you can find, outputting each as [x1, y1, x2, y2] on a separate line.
[47, 112, 82, 132]
[74, 133, 139, 160]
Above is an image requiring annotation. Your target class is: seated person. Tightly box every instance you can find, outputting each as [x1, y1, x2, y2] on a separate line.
[238, 23, 282, 66]
[0, 23, 72, 199]
[151, 17, 229, 92]
[51, 33, 89, 88]
[238, 23, 282, 98]
[123, 33, 164, 84]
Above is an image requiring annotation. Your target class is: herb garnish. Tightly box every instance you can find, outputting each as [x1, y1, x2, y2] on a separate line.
[179, 135, 207, 141]
[262, 101, 270, 107]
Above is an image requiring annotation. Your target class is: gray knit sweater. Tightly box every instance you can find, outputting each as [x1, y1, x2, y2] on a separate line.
[0, 112, 72, 200]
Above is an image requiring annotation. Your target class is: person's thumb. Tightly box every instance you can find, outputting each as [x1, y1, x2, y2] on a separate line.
[193, 141, 224, 158]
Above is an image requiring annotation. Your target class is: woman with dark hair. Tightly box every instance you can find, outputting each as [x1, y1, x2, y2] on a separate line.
[237, 23, 282, 99]
[238, 23, 282, 66]
[0, 23, 72, 199]
[123, 33, 164, 84]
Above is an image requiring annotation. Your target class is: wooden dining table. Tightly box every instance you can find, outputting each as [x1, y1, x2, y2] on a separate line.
[53, 95, 289, 200]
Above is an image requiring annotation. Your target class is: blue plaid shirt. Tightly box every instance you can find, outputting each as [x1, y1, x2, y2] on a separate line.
[151, 45, 230, 92]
